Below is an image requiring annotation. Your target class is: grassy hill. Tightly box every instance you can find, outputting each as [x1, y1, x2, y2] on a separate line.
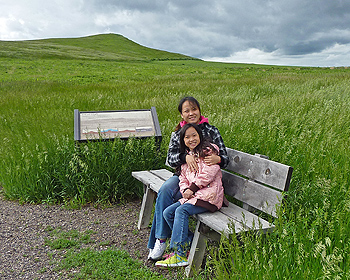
[0, 33, 198, 61]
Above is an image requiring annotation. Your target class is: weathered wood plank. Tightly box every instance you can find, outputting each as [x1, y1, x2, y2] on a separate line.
[226, 148, 293, 191]
[196, 202, 274, 236]
[222, 170, 283, 217]
[219, 202, 273, 232]
[132, 170, 165, 193]
[196, 210, 237, 237]
[137, 187, 157, 229]
[185, 222, 208, 277]
[149, 169, 174, 181]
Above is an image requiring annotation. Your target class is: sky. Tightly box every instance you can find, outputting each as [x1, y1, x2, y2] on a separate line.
[1, 0, 349, 67]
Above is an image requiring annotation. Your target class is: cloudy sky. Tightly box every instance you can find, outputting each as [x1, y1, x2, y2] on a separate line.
[1, 0, 349, 67]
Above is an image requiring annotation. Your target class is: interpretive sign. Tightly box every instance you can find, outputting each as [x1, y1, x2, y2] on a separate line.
[74, 107, 161, 142]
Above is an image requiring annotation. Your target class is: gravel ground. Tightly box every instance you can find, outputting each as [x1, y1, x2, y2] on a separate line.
[0, 194, 181, 280]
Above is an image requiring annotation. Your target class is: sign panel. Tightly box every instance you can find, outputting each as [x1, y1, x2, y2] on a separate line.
[74, 107, 161, 141]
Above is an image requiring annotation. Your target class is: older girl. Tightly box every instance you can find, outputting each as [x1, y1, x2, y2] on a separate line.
[147, 97, 229, 261]
[155, 123, 224, 267]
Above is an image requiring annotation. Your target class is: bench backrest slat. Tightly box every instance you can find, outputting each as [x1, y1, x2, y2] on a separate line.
[222, 170, 283, 217]
[226, 148, 293, 192]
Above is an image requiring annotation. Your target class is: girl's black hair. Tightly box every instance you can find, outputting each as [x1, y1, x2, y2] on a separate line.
[179, 123, 203, 154]
[178, 96, 201, 114]
[198, 138, 218, 158]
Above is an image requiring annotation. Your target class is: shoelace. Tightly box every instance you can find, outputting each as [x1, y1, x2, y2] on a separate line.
[162, 251, 189, 260]
[162, 252, 174, 260]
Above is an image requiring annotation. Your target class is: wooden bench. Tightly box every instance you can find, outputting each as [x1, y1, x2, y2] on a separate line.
[132, 147, 293, 277]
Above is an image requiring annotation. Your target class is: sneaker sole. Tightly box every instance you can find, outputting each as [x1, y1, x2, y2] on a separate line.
[149, 250, 166, 261]
[155, 262, 188, 268]
[147, 250, 153, 260]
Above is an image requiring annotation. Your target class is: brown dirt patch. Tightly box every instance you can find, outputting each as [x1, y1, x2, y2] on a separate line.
[0, 195, 183, 279]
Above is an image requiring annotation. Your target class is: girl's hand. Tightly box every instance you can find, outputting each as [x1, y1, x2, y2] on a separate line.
[186, 154, 198, 172]
[203, 154, 221, 166]
[183, 189, 194, 199]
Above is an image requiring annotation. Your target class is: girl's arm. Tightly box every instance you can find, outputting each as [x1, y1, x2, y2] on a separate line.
[203, 154, 221, 166]
[204, 124, 229, 168]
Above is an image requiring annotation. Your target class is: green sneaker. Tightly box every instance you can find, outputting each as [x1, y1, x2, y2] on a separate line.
[155, 253, 189, 268]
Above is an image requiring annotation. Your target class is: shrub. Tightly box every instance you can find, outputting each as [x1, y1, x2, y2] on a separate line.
[1, 136, 163, 205]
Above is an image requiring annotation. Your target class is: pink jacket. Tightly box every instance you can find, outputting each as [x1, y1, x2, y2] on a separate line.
[178, 145, 224, 212]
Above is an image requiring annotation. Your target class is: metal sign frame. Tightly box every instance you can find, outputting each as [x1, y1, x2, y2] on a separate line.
[74, 107, 162, 142]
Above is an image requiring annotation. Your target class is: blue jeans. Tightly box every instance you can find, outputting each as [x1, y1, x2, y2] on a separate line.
[147, 175, 182, 250]
[163, 202, 207, 257]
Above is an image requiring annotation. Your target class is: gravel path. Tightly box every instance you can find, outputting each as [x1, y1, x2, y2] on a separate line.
[0, 194, 179, 279]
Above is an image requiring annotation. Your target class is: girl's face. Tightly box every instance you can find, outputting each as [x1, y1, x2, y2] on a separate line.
[184, 126, 201, 151]
[181, 101, 201, 124]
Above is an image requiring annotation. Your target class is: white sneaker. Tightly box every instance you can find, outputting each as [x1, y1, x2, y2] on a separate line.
[149, 239, 167, 261]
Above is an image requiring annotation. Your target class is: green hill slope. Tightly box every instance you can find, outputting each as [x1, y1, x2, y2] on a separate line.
[0, 33, 198, 61]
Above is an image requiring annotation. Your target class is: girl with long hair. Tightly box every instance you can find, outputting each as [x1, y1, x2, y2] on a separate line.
[147, 97, 229, 262]
[155, 123, 224, 267]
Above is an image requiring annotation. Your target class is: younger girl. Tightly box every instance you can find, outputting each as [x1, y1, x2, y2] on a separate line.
[155, 123, 225, 268]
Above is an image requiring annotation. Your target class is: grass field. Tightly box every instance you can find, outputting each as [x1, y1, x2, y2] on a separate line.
[1, 33, 350, 279]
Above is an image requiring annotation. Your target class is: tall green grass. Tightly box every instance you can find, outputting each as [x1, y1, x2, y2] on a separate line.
[1, 35, 350, 278]
[1, 134, 162, 205]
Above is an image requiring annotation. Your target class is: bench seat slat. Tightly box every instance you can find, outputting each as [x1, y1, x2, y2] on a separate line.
[197, 202, 273, 236]
[149, 169, 174, 181]
[196, 211, 236, 237]
[132, 171, 165, 193]
[219, 202, 273, 231]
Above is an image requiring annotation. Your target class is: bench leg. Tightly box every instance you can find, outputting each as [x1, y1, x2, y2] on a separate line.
[137, 186, 156, 230]
[185, 221, 208, 277]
